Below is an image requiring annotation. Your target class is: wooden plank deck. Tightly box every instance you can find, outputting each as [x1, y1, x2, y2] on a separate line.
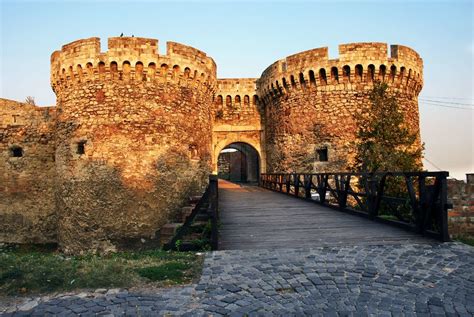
[218, 180, 432, 250]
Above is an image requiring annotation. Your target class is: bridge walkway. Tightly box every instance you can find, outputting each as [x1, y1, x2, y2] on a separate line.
[218, 180, 432, 250]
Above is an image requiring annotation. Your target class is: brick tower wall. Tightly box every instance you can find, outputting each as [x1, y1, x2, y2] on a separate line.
[51, 37, 217, 253]
[257, 43, 423, 172]
[0, 99, 57, 244]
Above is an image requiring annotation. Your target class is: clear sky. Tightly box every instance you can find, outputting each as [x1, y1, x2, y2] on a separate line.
[1, 0, 473, 179]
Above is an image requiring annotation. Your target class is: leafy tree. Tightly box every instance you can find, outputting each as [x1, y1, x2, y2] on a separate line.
[353, 81, 423, 173]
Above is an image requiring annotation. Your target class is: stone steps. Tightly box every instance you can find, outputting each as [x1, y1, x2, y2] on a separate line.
[159, 193, 210, 247]
[159, 223, 181, 245]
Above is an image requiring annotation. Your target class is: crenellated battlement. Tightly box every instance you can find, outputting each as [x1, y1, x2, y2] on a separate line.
[215, 78, 259, 109]
[257, 42, 423, 103]
[51, 37, 218, 94]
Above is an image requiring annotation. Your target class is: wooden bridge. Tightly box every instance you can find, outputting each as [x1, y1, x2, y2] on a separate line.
[164, 172, 450, 251]
[218, 180, 431, 250]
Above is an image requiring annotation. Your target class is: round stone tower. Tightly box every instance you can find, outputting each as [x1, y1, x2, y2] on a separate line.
[50, 37, 216, 253]
[257, 43, 423, 173]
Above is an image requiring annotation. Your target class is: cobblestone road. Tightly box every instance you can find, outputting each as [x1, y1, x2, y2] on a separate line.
[2, 243, 474, 316]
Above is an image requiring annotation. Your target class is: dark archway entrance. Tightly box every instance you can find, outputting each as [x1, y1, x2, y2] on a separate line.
[217, 142, 260, 183]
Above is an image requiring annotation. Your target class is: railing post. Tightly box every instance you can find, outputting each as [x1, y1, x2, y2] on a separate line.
[418, 175, 427, 234]
[305, 175, 312, 199]
[294, 173, 300, 197]
[316, 174, 328, 204]
[367, 174, 378, 219]
[338, 175, 350, 210]
[439, 173, 450, 242]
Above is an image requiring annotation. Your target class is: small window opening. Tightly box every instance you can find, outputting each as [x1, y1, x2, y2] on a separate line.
[368, 64, 375, 81]
[290, 75, 296, 88]
[11, 146, 23, 157]
[319, 68, 327, 85]
[275, 81, 283, 94]
[148, 62, 156, 80]
[331, 67, 339, 83]
[216, 95, 223, 106]
[299, 73, 306, 88]
[135, 62, 144, 81]
[244, 95, 250, 106]
[316, 147, 328, 162]
[77, 141, 86, 155]
[379, 65, 387, 81]
[355, 64, 363, 81]
[343, 65, 351, 82]
[309, 70, 316, 86]
[253, 95, 258, 106]
[390, 65, 397, 82]
[184, 67, 191, 79]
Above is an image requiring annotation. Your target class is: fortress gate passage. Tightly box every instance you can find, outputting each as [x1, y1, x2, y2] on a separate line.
[217, 142, 260, 183]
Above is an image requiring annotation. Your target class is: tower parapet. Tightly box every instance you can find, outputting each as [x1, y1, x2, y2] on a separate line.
[257, 42, 423, 104]
[51, 37, 217, 95]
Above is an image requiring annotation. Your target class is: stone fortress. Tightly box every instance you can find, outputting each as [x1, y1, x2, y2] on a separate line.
[0, 37, 423, 253]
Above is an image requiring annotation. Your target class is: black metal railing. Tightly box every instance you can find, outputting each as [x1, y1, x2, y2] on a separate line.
[163, 175, 219, 251]
[260, 172, 451, 241]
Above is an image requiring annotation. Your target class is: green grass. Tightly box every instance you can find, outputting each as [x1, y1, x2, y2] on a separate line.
[0, 245, 203, 296]
[454, 235, 474, 247]
[136, 262, 191, 282]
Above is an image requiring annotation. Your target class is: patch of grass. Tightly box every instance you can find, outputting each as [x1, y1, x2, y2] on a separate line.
[136, 262, 191, 283]
[0, 246, 203, 296]
[454, 235, 474, 247]
[191, 238, 211, 251]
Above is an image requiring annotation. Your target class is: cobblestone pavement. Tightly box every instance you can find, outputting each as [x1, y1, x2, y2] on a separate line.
[2, 243, 474, 316]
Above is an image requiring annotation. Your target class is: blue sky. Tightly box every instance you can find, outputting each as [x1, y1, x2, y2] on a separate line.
[1, 0, 473, 178]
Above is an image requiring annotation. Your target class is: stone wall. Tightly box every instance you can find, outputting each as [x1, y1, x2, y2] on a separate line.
[257, 43, 423, 173]
[0, 38, 426, 253]
[51, 37, 217, 253]
[0, 98, 57, 244]
[448, 175, 474, 237]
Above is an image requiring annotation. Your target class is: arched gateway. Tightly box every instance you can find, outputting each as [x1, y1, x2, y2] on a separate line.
[217, 142, 260, 183]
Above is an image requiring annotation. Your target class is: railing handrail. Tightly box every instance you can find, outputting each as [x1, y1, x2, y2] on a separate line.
[262, 171, 450, 177]
[260, 171, 451, 242]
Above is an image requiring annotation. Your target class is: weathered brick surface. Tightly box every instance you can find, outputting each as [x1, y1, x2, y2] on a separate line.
[0, 38, 425, 253]
[0, 99, 57, 243]
[448, 177, 474, 236]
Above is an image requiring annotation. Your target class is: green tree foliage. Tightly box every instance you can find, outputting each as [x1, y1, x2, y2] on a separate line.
[353, 82, 423, 172]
